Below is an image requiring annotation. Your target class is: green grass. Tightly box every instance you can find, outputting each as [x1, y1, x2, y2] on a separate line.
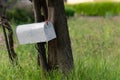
[0, 16, 120, 80]
[68, 16, 120, 80]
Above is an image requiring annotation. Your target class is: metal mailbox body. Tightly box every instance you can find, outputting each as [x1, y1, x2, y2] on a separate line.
[16, 22, 56, 44]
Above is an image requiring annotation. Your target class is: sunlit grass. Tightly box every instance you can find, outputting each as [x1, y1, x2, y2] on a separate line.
[0, 16, 120, 80]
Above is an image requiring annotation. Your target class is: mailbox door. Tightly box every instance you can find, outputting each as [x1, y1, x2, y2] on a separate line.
[44, 22, 56, 41]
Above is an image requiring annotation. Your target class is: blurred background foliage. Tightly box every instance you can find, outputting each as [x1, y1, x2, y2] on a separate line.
[1, 0, 120, 23]
[65, 2, 120, 17]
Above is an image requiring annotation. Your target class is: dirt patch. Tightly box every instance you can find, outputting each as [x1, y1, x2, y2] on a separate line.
[0, 35, 2, 42]
[0, 34, 3, 44]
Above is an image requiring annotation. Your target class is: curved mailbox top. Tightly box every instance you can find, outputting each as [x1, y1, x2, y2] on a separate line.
[16, 21, 56, 44]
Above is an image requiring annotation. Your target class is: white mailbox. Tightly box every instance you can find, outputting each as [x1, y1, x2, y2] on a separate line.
[16, 21, 56, 44]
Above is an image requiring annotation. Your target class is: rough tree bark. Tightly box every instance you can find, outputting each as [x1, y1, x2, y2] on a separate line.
[32, 0, 74, 74]
[47, 0, 74, 73]
[32, 0, 48, 74]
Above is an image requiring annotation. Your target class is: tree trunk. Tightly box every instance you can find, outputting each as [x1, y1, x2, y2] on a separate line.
[32, 0, 48, 74]
[48, 0, 74, 73]
[32, 0, 74, 74]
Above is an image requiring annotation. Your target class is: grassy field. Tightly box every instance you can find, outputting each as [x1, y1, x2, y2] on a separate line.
[0, 16, 120, 80]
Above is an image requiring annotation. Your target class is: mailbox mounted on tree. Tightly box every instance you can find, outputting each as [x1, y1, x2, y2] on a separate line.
[16, 21, 56, 44]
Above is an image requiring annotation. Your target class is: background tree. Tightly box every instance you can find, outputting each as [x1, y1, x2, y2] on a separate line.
[0, 0, 17, 65]
[0, 0, 6, 16]
[0, 0, 17, 16]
